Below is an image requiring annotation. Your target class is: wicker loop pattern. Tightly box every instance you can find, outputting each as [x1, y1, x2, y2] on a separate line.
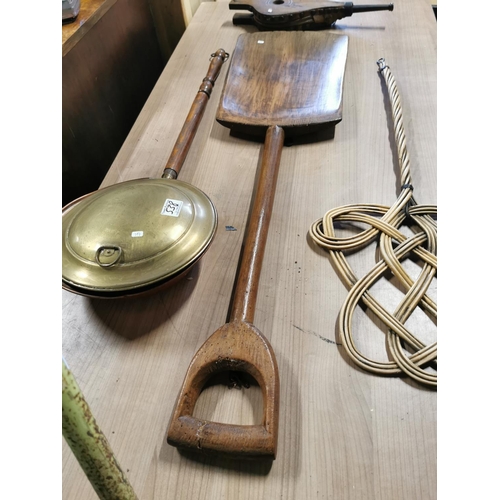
[309, 59, 437, 387]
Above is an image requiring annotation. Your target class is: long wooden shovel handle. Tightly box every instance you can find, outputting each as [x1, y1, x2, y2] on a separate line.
[162, 49, 229, 179]
[167, 126, 284, 459]
[230, 125, 285, 323]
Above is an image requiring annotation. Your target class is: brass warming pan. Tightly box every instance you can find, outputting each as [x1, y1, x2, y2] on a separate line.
[62, 49, 229, 298]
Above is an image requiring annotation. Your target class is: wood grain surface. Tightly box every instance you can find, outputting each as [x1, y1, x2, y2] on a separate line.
[62, 0, 437, 497]
[216, 31, 348, 134]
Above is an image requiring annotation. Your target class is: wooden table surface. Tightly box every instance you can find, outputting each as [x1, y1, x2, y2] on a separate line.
[62, 0, 437, 498]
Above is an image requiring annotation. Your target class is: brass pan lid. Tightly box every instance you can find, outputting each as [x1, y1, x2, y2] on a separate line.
[62, 178, 217, 296]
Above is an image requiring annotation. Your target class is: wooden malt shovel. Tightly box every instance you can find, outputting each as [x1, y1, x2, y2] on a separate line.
[167, 31, 348, 460]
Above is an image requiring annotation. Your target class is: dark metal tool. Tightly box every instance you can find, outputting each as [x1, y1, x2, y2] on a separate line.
[229, 0, 393, 30]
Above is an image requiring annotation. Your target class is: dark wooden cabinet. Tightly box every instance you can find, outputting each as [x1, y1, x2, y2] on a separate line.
[62, 0, 183, 206]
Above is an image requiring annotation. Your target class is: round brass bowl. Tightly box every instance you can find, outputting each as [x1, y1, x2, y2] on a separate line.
[62, 178, 217, 298]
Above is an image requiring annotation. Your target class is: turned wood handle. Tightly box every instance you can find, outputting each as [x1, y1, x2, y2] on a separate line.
[230, 125, 285, 323]
[162, 49, 229, 179]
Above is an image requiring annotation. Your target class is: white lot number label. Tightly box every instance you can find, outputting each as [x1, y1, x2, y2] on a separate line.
[161, 199, 183, 217]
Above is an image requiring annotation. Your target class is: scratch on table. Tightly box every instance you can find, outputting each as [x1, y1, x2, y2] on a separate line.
[63, 319, 99, 346]
[292, 324, 342, 346]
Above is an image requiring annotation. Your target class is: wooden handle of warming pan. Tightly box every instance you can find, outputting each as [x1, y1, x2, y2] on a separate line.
[162, 49, 229, 180]
[230, 125, 285, 323]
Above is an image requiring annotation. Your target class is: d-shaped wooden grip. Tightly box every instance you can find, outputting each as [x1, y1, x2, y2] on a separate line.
[167, 321, 280, 459]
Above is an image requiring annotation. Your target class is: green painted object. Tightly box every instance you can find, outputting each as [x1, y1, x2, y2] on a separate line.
[62, 360, 138, 500]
